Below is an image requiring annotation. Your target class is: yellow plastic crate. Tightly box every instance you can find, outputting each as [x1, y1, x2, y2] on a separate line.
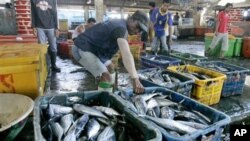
[0, 64, 41, 99]
[59, 19, 69, 31]
[168, 65, 226, 105]
[128, 35, 140, 42]
[129, 42, 143, 60]
[0, 43, 48, 98]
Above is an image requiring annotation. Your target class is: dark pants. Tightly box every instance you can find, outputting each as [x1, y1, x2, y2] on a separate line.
[141, 31, 148, 49]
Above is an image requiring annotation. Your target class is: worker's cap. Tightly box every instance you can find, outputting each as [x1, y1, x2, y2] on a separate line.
[132, 10, 149, 32]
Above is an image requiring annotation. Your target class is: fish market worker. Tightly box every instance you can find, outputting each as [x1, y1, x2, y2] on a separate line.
[72, 10, 149, 93]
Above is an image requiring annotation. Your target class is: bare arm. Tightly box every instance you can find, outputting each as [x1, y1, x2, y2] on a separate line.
[117, 38, 138, 78]
[117, 38, 144, 93]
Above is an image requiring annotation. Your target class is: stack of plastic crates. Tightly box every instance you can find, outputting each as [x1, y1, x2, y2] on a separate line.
[196, 61, 250, 97]
[168, 65, 226, 105]
[129, 42, 143, 60]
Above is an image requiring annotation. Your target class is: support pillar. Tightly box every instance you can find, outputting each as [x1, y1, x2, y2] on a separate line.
[94, 0, 104, 23]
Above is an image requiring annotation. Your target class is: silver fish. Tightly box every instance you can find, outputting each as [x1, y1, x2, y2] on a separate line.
[93, 106, 120, 116]
[162, 74, 172, 82]
[63, 133, 76, 141]
[140, 115, 197, 134]
[97, 126, 116, 141]
[160, 106, 175, 119]
[96, 118, 111, 126]
[170, 76, 181, 83]
[154, 98, 177, 107]
[60, 114, 74, 134]
[147, 98, 159, 109]
[73, 104, 108, 119]
[86, 118, 101, 140]
[77, 136, 87, 141]
[65, 114, 89, 140]
[75, 114, 90, 138]
[51, 122, 63, 141]
[140, 92, 162, 101]
[215, 66, 228, 72]
[48, 104, 73, 117]
[191, 110, 211, 124]
[132, 96, 147, 115]
[176, 120, 208, 129]
[176, 111, 209, 125]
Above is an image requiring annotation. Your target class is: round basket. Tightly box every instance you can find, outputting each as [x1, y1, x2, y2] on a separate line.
[0, 94, 34, 141]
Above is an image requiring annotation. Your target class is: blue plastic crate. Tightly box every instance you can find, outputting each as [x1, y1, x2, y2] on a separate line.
[196, 61, 250, 97]
[138, 68, 194, 97]
[140, 55, 181, 69]
[121, 87, 231, 141]
[170, 52, 208, 64]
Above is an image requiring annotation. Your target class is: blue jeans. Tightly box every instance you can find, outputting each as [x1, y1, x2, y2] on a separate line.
[36, 28, 57, 53]
[151, 35, 168, 53]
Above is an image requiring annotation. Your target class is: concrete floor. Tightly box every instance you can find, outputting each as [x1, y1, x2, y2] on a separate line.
[15, 38, 250, 140]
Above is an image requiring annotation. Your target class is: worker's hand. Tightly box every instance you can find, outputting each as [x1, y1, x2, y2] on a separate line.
[55, 29, 59, 37]
[106, 63, 115, 74]
[100, 72, 112, 82]
[33, 28, 37, 37]
[132, 78, 145, 94]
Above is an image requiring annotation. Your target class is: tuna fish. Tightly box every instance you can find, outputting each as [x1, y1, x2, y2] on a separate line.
[93, 106, 120, 117]
[97, 126, 116, 141]
[86, 118, 101, 140]
[73, 104, 108, 119]
[60, 114, 74, 134]
[140, 115, 197, 134]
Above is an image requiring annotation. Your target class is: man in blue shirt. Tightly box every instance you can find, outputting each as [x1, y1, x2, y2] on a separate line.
[151, 0, 173, 54]
[72, 11, 148, 93]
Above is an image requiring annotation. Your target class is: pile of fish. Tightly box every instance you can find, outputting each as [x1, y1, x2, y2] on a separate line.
[148, 56, 170, 64]
[118, 92, 211, 137]
[40, 100, 144, 141]
[138, 69, 182, 88]
[176, 66, 212, 80]
[205, 64, 233, 72]
[117, 73, 132, 90]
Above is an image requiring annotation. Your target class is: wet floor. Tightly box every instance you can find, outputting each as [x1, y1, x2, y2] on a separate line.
[15, 38, 250, 140]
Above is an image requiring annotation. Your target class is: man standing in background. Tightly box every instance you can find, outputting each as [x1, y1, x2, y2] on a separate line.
[206, 3, 233, 58]
[148, 2, 156, 43]
[31, 0, 60, 72]
[150, 0, 173, 54]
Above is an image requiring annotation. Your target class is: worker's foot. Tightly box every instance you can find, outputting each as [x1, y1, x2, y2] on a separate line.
[160, 50, 169, 56]
[218, 55, 225, 60]
[52, 66, 61, 73]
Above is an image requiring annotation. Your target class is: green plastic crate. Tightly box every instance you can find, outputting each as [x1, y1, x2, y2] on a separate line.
[205, 37, 236, 57]
[234, 38, 243, 57]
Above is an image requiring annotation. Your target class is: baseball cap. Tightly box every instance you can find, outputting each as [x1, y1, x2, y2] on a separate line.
[132, 10, 149, 32]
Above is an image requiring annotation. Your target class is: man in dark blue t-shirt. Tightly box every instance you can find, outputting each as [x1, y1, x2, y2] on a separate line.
[72, 11, 149, 94]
